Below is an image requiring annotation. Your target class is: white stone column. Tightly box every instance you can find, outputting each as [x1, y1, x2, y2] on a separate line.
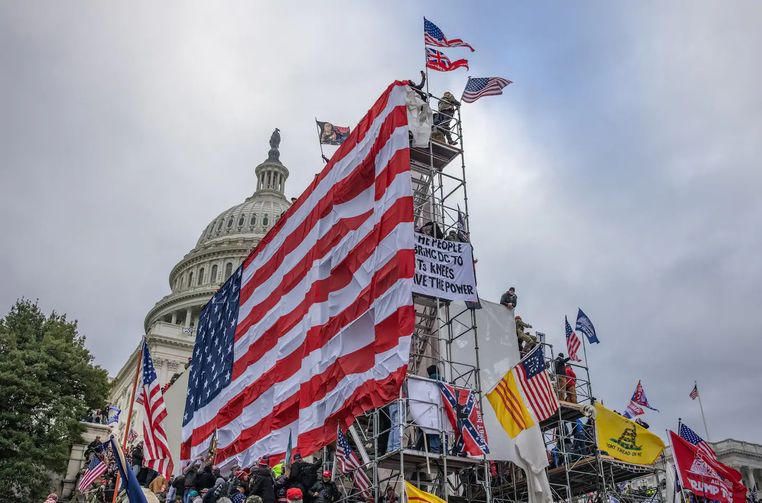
[171, 311, 177, 324]
[184, 308, 192, 327]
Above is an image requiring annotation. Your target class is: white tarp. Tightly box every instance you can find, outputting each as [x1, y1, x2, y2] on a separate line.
[446, 299, 553, 502]
[413, 232, 478, 302]
[406, 376, 454, 434]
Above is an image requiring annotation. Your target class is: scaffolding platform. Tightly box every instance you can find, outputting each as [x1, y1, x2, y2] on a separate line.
[376, 448, 484, 471]
[410, 139, 462, 172]
[494, 454, 656, 500]
[540, 400, 586, 430]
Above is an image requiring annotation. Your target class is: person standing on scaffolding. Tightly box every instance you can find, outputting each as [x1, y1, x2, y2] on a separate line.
[553, 353, 571, 401]
[433, 91, 460, 145]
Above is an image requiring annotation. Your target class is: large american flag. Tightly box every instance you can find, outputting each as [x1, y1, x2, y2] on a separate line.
[140, 340, 174, 479]
[336, 429, 371, 499]
[181, 82, 415, 469]
[679, 423, 716, 460]
[426, 48, 469, 73]
[77, 453, 107, 491]
[424, 18, 474, 52]
[564, 316, 582, 362]
[461, 77, 513, 104]
[515, 346, 559, 421]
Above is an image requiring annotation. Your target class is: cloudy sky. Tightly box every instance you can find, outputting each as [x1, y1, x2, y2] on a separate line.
[2, 2, 760, 444]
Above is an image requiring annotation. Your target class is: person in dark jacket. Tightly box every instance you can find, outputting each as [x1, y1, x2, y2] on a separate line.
[130, 442, 144, 476]
[309, 471, 339, 503]
[172, 473, 186, 502]
[288, 454, 322, 503]
[554, 353, 571, 401]
[500, 287, 517, 310]
[196, 465, 217, 492]
[249, 458, 276, 503]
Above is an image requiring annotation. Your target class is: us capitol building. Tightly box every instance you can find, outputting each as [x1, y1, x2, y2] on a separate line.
[109, 131, 292, 437]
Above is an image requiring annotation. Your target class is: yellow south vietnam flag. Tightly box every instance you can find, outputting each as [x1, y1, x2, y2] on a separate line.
[405, 481, 446, 503]
[595, 402, 665, 464]
[486, 366, 535, 438]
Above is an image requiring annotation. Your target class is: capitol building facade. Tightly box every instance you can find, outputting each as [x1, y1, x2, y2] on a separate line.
[108, 134, 293, 437]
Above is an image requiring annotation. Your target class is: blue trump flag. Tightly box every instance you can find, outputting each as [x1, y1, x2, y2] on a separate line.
[109, 436, 148, 503]
[575, 308, 599, 344]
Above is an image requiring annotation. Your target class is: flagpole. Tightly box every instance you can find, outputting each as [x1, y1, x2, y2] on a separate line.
[695, 380, 711, 441]
[111, 338, 144, 503]
[580, 325, 595, 400]
[665, 429, 689, 503]
[315, 118, 328, 163]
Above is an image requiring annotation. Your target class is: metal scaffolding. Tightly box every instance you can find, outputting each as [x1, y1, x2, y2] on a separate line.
[328, 91, 663, 503]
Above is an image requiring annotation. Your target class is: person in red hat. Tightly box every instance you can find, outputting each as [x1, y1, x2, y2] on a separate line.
[309, 470, 339, 503]
[249, 456, 276, 503]
[286, 488, 303, 503]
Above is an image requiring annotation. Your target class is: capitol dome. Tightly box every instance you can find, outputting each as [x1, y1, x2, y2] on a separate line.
[143, 130, 292, 333]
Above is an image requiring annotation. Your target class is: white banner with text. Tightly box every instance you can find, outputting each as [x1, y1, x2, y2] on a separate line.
[413, 232, 478, 302]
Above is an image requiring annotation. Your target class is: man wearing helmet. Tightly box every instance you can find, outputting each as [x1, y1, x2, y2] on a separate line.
[433, 91, 461, 145]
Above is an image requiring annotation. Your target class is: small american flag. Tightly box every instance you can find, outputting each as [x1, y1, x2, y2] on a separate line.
[461, 77, 512, 104]
[336, 429, 371, 500]
[679, 423, 716, 460]
[515, 346, 559, 421]
[565, 316, 582, 362]
[140, 340, 174, 479]
[424, 18, 474, 52]
[78, 454, 108, 491]
[426, 48, 468, 72]
[689, 384, 699, 400]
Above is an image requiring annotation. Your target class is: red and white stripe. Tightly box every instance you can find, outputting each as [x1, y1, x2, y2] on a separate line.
[337, 436, 371, 498]
[567, 332, 581, 362]
[77, 460, 107, 491]
[181, 82, 415, 469]
[695, 439, 717, 460]
[141, 366, 174, 479]
[515, 362, 559, 422]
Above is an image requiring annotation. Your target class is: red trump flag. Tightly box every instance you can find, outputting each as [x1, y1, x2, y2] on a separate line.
[670, 431, 746, 503]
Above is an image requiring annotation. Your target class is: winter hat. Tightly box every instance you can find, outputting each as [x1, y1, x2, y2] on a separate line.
[247, 497, 264, 503]
[287, 488, 303, 500]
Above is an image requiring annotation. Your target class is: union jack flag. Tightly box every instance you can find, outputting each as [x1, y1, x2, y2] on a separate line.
[437, 383, 489, 456]
[426, 48, 468, 72]
[424, 17, 474, 52]
[565, 316, 582, 362]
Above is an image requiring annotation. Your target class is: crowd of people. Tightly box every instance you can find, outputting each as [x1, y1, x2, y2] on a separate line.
[152, 453, 338, 503]
[74, 444, 348, 503]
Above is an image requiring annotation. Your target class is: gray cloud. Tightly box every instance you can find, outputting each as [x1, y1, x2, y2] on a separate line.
[1, 1, 760, 443]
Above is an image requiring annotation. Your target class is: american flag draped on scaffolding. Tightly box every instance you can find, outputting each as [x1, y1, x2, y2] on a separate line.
[181, 82, 415, 468]
[140, 340, 174, 479]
